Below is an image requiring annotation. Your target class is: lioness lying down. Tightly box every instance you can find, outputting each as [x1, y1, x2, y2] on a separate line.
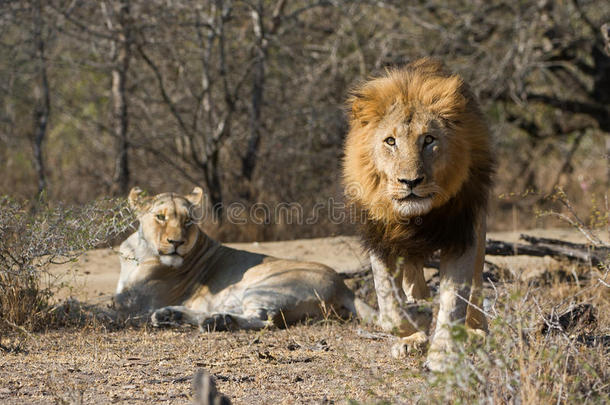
[115, 187, 374, 330]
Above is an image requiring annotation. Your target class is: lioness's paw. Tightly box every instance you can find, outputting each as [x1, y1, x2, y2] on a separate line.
[390, 331, 428, 359]
[199, 313, 234, 332]
[151, 307, 184, 327]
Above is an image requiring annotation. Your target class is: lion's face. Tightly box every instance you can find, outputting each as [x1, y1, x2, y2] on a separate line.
[370, 108, 470, 217]
[129, 187, 204, 267]
[343, 59, 488, 221]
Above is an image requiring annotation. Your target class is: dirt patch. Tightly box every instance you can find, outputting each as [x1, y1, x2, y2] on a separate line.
[0, 322, 420, 404]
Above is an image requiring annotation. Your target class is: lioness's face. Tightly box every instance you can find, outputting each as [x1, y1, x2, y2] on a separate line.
[372, 109, 469, 217]
[129, 187, 204, 267]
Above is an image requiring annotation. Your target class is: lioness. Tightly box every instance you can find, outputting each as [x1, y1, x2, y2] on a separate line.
[115, 187, 374, 330]
[343, 58, 495, 370]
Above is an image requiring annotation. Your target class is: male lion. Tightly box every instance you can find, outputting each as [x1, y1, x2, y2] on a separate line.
[343, 58, 495, 370]
[115, 187, 375, 330]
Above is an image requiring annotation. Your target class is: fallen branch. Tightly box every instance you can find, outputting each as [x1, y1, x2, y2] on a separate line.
[486, 235, 609, 266]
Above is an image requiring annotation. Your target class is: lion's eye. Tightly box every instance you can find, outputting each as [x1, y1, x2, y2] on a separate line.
[156, 214, 166, 221]
[423, 135, 435, 146]
[384, 137, 396, 146]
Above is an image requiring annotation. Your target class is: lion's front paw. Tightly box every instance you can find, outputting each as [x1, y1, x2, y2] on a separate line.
[390, 331, 428, 359]
[425, 334, 456, 371]
[199, 313, 234, 332]
[151, 306, 184, 327]
[424, 349, 453, 372]
[425, 331, 484, 371]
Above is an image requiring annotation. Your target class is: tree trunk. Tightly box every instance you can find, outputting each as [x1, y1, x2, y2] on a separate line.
[111, 0, 131, 196]
[204, 151, 223, 222]
[33, 0, 50, 201]
[242, 0, 285, 184]
[242, 3, 265, 181]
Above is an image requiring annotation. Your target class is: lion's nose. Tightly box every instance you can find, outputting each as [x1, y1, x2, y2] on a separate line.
[398, 176, 424, 188]
[167, 238, 185, 248]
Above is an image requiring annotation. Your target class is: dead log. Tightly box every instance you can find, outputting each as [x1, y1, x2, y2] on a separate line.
[486, 235, 608, 266]
[485, 239, 554, 257]
[519, 234, 609, 251]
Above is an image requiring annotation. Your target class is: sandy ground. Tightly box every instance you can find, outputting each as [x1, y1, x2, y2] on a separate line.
[47, 228, 591, 304]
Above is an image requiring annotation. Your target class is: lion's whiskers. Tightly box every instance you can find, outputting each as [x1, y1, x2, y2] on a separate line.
[386, 182, 448, 201]
[416, 183, 449, 201]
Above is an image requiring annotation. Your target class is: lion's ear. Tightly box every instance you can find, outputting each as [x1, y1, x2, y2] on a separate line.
[186, 187, 205, 223]
[348, 93, 369, 127]
[128, 187, 151, 213]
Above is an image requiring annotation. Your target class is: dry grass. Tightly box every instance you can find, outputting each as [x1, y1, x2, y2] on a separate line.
[426, 277, 609, 404]
[0, 322, 419, 404]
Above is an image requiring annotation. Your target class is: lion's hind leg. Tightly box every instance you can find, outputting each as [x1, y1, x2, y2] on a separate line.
[465, 216, 488, 335]
[465, 286, 488, 335]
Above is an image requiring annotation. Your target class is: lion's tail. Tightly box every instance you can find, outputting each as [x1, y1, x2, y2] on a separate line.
[342, 292, 378, 325]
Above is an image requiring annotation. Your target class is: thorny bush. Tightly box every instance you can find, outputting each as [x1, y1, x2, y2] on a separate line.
[0, 196, 135, 333]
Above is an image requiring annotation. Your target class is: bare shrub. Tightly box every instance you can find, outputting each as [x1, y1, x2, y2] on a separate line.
[422, 276, 609, 404]
[0, 196, 135, 333]
[536, 187, 610, 291]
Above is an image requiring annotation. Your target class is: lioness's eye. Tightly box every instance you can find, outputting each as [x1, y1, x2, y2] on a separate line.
[384, 137, 396, 146]
[423, 135, 435, 146]
[156, 214, 166, 221]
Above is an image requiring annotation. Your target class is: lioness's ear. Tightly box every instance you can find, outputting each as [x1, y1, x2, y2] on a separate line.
[186, 187, 203, 206]
[128, 187, 151, 213]
[186, 187, 204, 223]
